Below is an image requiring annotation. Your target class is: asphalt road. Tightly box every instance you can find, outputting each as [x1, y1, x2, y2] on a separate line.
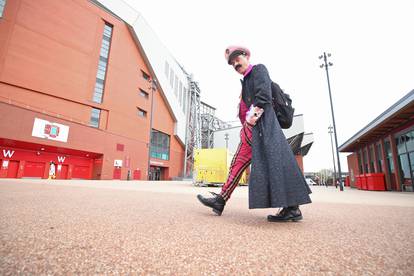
[1, 179, 413, 275]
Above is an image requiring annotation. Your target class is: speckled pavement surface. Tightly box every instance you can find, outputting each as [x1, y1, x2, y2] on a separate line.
[1, 179, 413, 275]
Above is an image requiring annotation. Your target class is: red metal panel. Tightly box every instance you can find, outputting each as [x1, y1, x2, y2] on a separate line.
[72, 166, 90, 179]
[355, 175, 361, 189]
[57, 164, 69, 179]
[17, 160, 25, 178]
[24, 161, 45, 178]
[0, 159, 6, 178]
[361, 175, 368, 190]
[366, 173, 386, 191]
[7, 161, 19, 178]
[133, 169, 141, 180]
[113, 168, 121, 179]
[345, 176, 350, 187]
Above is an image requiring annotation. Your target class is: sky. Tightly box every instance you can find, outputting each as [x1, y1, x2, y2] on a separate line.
[122, 0, 414, 172]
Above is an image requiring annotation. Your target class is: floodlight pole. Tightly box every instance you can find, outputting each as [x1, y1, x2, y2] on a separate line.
[328, 126, 337, 186]
[319, 52, 344, 191]
[147, 79, 157, 180]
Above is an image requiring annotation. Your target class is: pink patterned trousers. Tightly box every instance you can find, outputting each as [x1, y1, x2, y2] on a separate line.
[220, 122, 253, 201]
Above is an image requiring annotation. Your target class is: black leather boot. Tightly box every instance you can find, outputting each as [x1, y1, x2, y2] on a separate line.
[267, 206, 303, 222]
[197, 192, 226, 216]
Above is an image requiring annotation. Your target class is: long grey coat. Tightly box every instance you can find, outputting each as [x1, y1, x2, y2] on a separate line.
[241, 64, 312, 209]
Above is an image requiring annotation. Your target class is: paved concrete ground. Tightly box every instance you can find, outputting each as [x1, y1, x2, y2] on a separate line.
[1, 179, 413, 275]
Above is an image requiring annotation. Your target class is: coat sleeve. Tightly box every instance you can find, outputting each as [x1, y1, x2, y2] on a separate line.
[252, 64, 272, 108]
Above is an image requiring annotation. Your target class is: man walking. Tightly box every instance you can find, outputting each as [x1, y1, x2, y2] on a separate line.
[197, 46, 312, 222]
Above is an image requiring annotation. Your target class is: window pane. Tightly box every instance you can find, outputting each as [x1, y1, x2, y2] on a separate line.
[137, 108, 146, 117]
[369, 146, 375, 173]
[385, 140, 395, 173]
[0, 0, 5, 17]
[96, 71, 105, 79]
[407, 131, 414, 152]
[142, 71, 150, 80]
[100, 49, 109, 58]
[139, 89, 148, 98]
[376, 144, 383, 173]
[385, 141, 392, 158]
[376, 144, 383, 160]
[396, 136, 406, 154]
[170, 69, 174, 88]
[90, 108, 101, 128]
[398, 154, 411, 183]
[92, 23, 112, 104]
[378, 160, 383, 173]
[165, 61, 169, 78]
[150, 130, 170, 160]
[174, 76, 178, 97]
[94, 91, 103, 101]
[179, 83, 183, 105]
[409, 152, 414, 174]
[183, 88, 187, 113]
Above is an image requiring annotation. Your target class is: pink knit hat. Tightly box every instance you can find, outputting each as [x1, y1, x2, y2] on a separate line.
[224, 45, 250, 64]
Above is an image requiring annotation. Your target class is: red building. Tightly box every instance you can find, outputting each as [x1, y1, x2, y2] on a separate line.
[0, 0, 184, 180]
[339, 90, 414, 192]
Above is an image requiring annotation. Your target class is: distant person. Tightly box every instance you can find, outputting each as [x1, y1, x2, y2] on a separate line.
[197, 46, 312, 222]
[49, 162, 56, 179]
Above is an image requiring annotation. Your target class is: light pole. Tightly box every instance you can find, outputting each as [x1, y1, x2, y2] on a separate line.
[319, 52, 344, 191]
[147, 79, 157, 180]
[328, 126, 337, 187]
[224, 133, 229, 149]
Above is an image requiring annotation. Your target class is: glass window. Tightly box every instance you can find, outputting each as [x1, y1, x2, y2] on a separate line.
[363, 149, 369, 173]
[150, 129, 170, 161]
[179, 82, 183, 105]
[137, 108, 147, 117]
[409, 151, 414, 175]
[369, 146, 375, 173]
[92, 92, 102, 103]
[398, 153, 412, 189]
[376, 144, 383, 173]
[139, 89, 149, 99]
[182, 88, 187, 113]
[90, 108, 101, 128]
[357, 152, 363, 174]
[92, 22, 113, 103]
[165, 61, 169, 78]
[396, 136, 407, 155]
[170, 69, 174, 88]
[0, 0, 6, 17]
[174, 76, 179, 97]
[142, 70, 150, 81]
[385, 140, 395, 173]
[406, 130, 414, 152]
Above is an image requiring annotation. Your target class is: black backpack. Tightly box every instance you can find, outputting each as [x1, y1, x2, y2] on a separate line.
[271, 82, 294, 129]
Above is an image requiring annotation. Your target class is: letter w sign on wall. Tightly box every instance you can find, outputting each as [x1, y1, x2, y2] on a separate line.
[2, 150, 15, 158]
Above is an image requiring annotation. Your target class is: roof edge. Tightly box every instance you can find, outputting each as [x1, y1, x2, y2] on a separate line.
[339, 89, 414, 151]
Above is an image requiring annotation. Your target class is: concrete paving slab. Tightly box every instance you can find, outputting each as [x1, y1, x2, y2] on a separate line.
[1, 179, 413, 275]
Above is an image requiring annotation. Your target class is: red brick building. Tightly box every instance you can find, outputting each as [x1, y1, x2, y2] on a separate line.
[0, 0, 185, 180]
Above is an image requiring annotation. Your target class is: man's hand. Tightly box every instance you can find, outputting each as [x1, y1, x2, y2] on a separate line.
[246, 106, 264, 126]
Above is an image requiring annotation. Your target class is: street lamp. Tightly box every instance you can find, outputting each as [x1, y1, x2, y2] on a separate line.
[147, 78, 157, 180]
[224, 133, 229, 149]
[328, 126, 337, 187]
[319, 52, 344, 191]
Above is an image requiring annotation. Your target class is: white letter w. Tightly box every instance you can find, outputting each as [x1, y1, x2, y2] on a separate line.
[3, 150, 15, 158]
[57, 156, 66, 163]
